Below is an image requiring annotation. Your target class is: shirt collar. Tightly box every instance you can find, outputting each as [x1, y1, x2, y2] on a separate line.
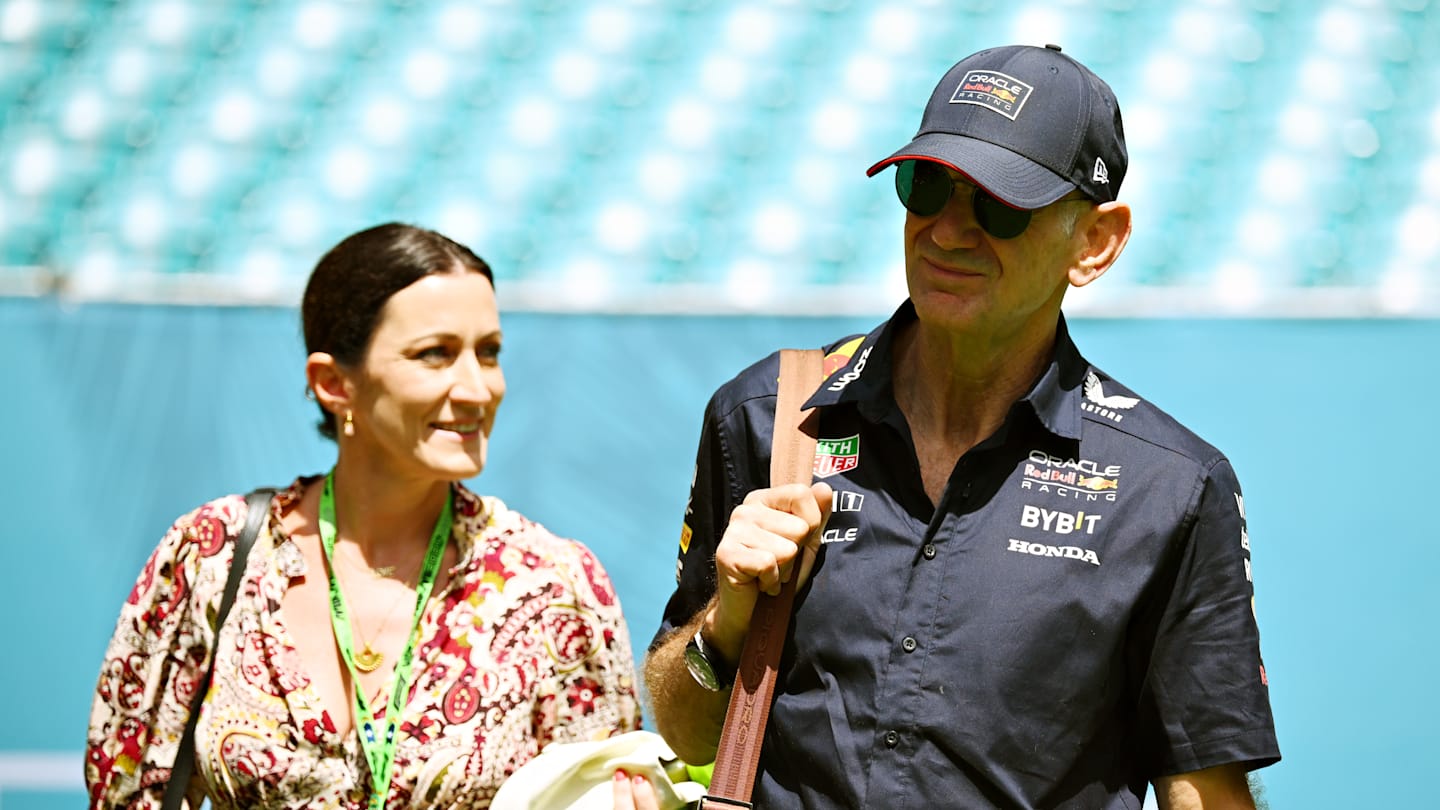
[1027, 313, 1087, 441]
[804, 301, 910, 411]
[804, 301, 1088, 441]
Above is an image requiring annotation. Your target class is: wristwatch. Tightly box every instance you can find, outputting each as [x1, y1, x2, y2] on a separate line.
[684, 629, 735, 691]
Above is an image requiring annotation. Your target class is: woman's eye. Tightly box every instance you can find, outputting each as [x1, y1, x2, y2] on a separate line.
[417, 346, 451, 362]
[479, 344, 502, 362]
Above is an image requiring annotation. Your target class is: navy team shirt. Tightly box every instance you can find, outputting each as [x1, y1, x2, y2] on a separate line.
[653, 302, 1280, 809]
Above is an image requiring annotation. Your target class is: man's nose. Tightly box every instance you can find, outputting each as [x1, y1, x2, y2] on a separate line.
[927, 187, 984, 248]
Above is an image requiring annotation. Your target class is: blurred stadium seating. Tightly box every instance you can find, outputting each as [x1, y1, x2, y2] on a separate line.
[1, 0, 1436, 315]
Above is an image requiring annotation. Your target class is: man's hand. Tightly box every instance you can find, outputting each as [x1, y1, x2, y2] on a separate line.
[643, 481, 832, 765]
[706, 482, 833, 661]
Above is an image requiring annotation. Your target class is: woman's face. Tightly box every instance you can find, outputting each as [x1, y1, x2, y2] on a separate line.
[346, 271, 505, 482]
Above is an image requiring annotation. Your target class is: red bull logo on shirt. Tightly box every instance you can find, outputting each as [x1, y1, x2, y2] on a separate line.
[1020, 450, 1122, 502]
[813, 435, 860, 479]
[1078, 475, 1118, 491]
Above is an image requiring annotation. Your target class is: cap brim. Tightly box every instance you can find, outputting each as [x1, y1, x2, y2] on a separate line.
[866, 132, 1075, 209]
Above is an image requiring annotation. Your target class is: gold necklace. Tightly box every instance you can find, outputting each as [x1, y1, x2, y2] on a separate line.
[344, 541, 401, 580]
[351, 581, 413, 672]
[338, 545, 420, 673]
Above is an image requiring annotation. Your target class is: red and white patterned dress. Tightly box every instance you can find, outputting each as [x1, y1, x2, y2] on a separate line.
[86, 477, 642, 809]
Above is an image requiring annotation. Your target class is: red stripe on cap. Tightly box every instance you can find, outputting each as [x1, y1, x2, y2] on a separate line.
[866, 155, 1029, 211]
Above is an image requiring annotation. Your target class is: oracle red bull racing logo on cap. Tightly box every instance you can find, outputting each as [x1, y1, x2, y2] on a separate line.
[950, 70, 1034, 120]
[813, 435, 859, 479]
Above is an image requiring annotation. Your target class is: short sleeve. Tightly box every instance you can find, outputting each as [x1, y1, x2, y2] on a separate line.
[85, 497, 245, 810]
[651, 387, 761, 648]
[1138, 459, 1280, 775]
[532, 540, 642, 749]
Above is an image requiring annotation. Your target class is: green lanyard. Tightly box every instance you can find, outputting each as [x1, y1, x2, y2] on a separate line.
[319, 470, 452, 810]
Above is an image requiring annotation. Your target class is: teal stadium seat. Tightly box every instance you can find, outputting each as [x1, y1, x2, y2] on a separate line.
[0, 0, 1434, 313]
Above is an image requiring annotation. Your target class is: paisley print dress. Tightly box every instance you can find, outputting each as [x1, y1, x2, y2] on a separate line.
[86, 477, 641, 809]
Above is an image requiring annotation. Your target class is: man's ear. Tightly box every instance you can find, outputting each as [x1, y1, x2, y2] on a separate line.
[305, 353, 353, 416]
[1069, 201, 1132, 288]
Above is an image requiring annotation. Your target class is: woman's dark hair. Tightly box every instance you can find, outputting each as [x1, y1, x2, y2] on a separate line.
[302, 222, 495, 441]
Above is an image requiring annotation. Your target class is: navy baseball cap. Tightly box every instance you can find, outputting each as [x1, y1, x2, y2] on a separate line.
[867, 44, 1127, 209]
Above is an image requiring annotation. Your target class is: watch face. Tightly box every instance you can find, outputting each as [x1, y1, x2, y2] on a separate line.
[685, 641, 722, 691]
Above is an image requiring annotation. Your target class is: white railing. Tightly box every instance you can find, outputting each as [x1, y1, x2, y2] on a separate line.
[3, 268, 1437, 318]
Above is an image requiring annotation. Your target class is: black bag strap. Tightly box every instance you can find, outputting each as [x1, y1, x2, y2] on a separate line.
[162, 487, 277, 810]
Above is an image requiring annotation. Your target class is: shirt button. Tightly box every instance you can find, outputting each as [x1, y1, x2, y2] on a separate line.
[901, 636, 917, 653]
[922, 543, 937, 560]
[884, 730, 900, 748]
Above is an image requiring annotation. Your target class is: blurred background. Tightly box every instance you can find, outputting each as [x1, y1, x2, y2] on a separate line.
[1, 0, 1436, 808]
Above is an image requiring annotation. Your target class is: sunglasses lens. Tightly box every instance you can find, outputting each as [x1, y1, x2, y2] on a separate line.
[972, 189, 1032, 239]
[895, 161, 951, 217]
[894, 161, 1034, 238]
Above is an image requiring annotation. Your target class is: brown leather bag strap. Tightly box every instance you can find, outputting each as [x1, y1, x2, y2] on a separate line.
[703, 348, 824, 808]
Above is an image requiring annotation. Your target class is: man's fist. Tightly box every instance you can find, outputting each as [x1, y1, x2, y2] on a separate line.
[706, 482, 833, 659]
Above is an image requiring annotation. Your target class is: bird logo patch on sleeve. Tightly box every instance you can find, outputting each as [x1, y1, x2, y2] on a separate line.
[1082, 371, 1140, 423]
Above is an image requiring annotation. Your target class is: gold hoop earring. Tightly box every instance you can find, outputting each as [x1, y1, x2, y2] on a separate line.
[343, 410, 355, 437]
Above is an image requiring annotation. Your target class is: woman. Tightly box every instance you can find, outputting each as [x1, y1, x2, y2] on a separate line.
[86, 223, 647, 809]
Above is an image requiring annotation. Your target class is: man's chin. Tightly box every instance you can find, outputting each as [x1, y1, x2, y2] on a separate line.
[911, 288, 989, 326]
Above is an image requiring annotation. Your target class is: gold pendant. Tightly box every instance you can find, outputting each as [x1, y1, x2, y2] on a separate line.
[354, 645, 384, 673]
[372, 565, 396, 578]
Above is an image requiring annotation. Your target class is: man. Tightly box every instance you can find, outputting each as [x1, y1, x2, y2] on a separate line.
[645, 44, 1279, 809]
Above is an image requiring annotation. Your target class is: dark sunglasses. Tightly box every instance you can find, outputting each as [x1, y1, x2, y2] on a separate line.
[894, 160, 1037, 239]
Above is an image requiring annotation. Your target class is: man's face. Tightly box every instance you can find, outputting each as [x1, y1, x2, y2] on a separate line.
[901, 162, 1092, 343]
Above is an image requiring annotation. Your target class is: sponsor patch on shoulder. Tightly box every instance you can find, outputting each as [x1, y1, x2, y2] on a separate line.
[1082, 371, 1140, 424]
[679, 522, 692, 554]
[822, 337, 865, 380]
